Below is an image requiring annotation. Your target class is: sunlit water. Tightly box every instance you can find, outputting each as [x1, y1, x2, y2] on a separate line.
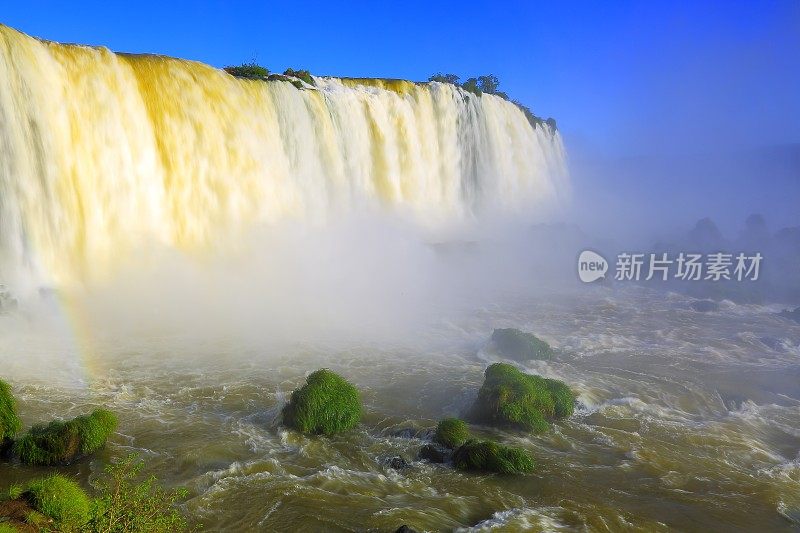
[2, 285, 799, 532]
[0, 23, 797, 533]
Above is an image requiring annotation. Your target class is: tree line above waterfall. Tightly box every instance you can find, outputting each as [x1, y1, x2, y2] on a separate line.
[222, 62, 557, 133]
[428, 73, 557, 132]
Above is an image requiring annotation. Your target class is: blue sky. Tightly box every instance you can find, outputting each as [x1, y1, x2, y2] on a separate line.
[3, 0, 799, 157]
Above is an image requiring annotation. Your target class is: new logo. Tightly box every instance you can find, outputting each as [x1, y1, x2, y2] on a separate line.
[578, 250, 608, 283]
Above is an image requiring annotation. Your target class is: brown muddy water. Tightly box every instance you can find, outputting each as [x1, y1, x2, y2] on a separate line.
[1, 286, 800, 532]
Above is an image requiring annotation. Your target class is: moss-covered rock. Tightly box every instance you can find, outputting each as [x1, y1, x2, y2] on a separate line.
[452, 439, 534, 474]
[491, 328, 553, 361]
[13, 409, 118, 465]
[0, 379, 21, 452]
[283, 68, 315, 86]
[22, 475, 91, 529]
[469, 363, 574, 433]
[267, 74, 304, 89]
[433, 418, 469, 449]
[282, 369, 361, 436]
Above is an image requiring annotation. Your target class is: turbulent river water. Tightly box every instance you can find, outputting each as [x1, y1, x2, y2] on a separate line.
[1, 22, 799, 533]
[2, 284, 799, 532]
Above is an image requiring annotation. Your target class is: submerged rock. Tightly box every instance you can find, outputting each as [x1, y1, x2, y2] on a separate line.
[780, 307, 800, 323]
[469, 363, 574, 433]
[0, 379, 21, 456]
[433, 418, 469, 449]
[0, 285, 17, 313]
[418, 443, 450, 463]
[491, 328, 553, 361]
[395, 526, 418, 533]
[13, 409, 117, 466]
[282, 369, 361, 436]
[452, 439, 534, 474]
[389, 426, 433, 440]
[690, 299, 719, 312]
[389, 456, 410, 470]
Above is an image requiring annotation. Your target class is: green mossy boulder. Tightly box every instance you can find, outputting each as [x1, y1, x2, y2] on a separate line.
[452, 439, 534, 474]
[0, 379, 21, 453]
[469, 363, 574, 433]
[267, 74, 304, 89]
[491, 328, 553, 361]
[22, 475, 91, 529]
[282, 369, 361, 436]
[283, 68, 315, 86]
[433, 418, 469, 449]
[13, 409, 118, 466]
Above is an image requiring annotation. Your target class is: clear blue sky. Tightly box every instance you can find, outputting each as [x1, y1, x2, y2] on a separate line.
[3, 0, 799, 157]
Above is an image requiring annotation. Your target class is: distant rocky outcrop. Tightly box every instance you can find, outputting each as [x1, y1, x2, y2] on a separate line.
[491, 328, 553, 361]
[688, 218, 727, 251]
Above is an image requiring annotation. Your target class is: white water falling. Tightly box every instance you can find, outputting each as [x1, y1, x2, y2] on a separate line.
[0, 24, 568, 289]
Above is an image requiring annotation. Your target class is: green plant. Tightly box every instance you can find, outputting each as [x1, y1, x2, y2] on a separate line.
[512, 101, 557, 131]
[283, 68, 315, 86]
[545, 378, 574, 418]
[428, 73, 460, 85]
[461, 77, 482, 96]
[223, 62, 269, 79]
[282, 369, 361, 436]
[476, 75, 500, 94]
[452, 439, 534, 474]
[433, 418, 469, 449]
[13, 409, 118, 465]
[24, 475, 92, 529]
[0, 379, 21, 441]
[86, 454, 190, 533]
[426, 74, 554, 130]
[469, 363, 574, 433]
[74, 409, 118, 454]
[491, 328, 553, 361]
[0, 524, 18, 533]
[6, 484, 22, 500]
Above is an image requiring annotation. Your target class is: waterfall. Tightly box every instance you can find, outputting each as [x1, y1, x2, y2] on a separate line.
[0, 25, 568, 287]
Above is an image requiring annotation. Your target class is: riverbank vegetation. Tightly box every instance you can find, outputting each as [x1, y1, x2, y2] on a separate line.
[0, 381, 189, 532]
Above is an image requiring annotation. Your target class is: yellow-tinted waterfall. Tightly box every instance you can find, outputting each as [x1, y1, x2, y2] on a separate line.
[0, 25, 568, 286]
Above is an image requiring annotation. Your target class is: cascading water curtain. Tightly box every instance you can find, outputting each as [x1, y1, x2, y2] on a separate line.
[0, 24, 568, 287]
